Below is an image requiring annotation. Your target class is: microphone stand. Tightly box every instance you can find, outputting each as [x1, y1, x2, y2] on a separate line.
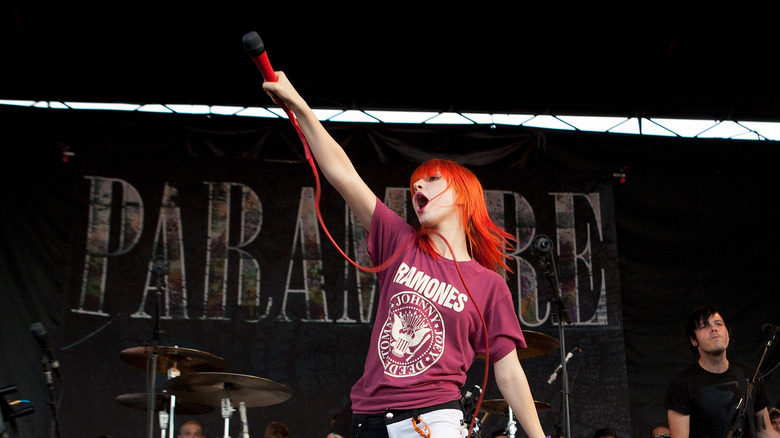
[725, 330, 775, 438]
[533, 235, 572, 438]
[148, 256, 168, 438]
[41, 355, 62, 438]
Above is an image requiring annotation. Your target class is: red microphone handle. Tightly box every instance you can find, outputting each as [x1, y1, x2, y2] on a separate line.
[253, 52, 277, 82]
[242, 31, 310, 159]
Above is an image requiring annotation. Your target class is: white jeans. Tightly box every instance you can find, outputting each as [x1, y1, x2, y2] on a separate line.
[385, 409, 466, 438]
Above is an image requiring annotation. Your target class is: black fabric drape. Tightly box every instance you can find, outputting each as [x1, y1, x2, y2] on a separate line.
[1, 107, 778, 438]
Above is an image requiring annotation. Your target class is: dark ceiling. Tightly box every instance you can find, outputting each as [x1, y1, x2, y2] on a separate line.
[3, 7, 779, 122]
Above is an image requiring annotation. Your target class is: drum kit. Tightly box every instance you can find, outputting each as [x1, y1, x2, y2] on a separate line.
[115, 345, 291, 438]
[114, 331, 557, 438]
[468, 331, 559, 438]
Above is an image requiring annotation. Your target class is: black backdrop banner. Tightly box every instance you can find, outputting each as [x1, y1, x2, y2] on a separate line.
[1, 108, 778, 438]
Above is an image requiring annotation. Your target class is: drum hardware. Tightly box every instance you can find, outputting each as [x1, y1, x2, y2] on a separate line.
[221, 397, 233, 438]
[119, 346, 229, 375]
[506, 407, 517, 438]
[158, 410, 169, 438]
[478, 399, 551, 438]
[479, 399, 551, 415]
[476, 331, 559, 361]
[468, 415, 482, 438]
[168, 387, 176, 438]
[163, 372, 292, 408]
[117, 344, 291, 437]
[164, 372, 292, 438]
[115, 392, 214, 415]
[239, 401, 250, 438]
[215, 398, 252, 438]
[462, 385, 482, 437]
[118, 345, 229, 437]
[146, 254, 167, 438]
[472, 330, 557, 438]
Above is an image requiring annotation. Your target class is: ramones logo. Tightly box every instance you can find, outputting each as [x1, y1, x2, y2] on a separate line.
[377, 291, 445, 377]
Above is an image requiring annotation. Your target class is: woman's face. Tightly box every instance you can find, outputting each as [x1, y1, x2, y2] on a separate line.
[411, 172, 458, 227]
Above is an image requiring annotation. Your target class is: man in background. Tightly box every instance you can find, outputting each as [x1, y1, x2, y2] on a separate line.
[665, 306, 780, 438]
[178, 420, 204, 438]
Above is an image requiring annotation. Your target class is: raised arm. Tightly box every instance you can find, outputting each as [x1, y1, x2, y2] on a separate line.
[493, 350, 547, 438]
[262, 72, 376, 230]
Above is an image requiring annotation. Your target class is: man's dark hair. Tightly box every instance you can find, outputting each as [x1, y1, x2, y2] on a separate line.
[685, 305, 730, 355]
[592, 428, 617, 438]
[264, 421, 290, 438]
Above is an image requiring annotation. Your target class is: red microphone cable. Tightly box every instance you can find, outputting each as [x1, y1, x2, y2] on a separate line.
[430, 229, 490, 438]
[243, 31, 401, 274]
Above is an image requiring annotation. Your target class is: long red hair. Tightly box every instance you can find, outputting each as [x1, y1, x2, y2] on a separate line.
[409, 159, 516, 274]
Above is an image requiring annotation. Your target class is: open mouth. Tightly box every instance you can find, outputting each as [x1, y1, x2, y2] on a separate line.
[414, 192, 429, 212]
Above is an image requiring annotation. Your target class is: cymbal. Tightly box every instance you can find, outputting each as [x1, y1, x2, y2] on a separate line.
[480, 399, 551, 414]
[477, 331, 559, 360]
[115, 392, 214, 415]
[163, 372, 292, 408]
[120, 346, 229, 374]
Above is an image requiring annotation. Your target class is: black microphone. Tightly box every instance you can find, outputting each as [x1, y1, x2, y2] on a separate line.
[30, 322, 62, 381]
[242, 31, 278, 83]
[547, 347, 581, 384]
[151, 255, 169, 276]
[532, 234, 553, 254]
[762, 323, 779, 338]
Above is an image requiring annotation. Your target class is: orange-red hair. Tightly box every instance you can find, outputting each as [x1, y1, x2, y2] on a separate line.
[410, 159, 516, 274]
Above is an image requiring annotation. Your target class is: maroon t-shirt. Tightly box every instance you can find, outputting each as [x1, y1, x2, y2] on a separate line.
[350, 199, 526, 413]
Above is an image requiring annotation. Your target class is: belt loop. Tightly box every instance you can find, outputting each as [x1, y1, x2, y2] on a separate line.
[411, 408, 420, 422]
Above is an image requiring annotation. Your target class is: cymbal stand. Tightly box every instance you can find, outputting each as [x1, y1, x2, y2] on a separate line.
[505, 406, 517, 438]
[532, 235, 572, 438]
[469, 415, 482, 438]
[221, 397, 235, 438]
[462, 384, 481, 438]
[239, 401, 250, 438]
[159, 410, 169, 438]
[167, 366, 180, 438]
[147, 256, 168, 438]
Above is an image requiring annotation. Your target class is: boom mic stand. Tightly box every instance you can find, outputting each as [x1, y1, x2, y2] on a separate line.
[725, 328, 776, 438]
[41, 357, 61, 438]
[532, 234, 572, 438]
[147, 256, 169, 438]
